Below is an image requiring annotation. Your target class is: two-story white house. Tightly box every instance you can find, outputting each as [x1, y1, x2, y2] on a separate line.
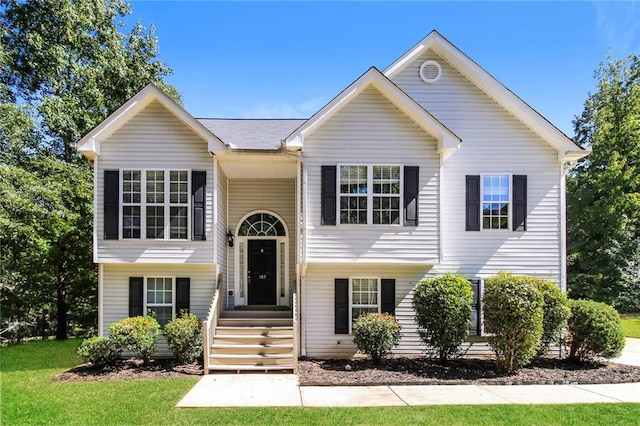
[76, 31, 589, 372]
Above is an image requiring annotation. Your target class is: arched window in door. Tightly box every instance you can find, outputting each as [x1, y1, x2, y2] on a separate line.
[238, 213, 286, 237]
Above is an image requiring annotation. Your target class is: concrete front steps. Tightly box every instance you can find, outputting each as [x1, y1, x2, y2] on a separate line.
[207, 310, 294, 373]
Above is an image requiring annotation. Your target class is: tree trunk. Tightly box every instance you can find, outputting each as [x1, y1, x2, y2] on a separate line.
[56, 276, 68, 340]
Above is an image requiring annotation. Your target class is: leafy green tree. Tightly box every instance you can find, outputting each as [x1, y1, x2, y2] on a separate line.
[0, 0, 178, 339]
[567, 54, 640, 312]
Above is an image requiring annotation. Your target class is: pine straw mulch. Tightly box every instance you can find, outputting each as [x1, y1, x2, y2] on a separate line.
[53, 356, 640, 386]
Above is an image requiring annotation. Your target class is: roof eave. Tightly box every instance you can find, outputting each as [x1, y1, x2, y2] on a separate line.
[75, 84, 225, 158]
[285, 67, 461, 153]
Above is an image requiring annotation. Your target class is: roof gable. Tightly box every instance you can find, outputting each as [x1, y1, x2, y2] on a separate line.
[285, 67, 461, 158]
[384, 31, 589, 162]
[76, 84, 225, 160]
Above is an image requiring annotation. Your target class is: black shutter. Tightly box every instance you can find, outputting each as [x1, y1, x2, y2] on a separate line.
[465, 175, 481, 231]
[321, 166, 337, 225]
[192, 170, 206, 240]
[404, 166, 419, 226]
[512, 175, 527, 231]
[335, 278, 349, 334]
[104, 170, 119, 239]
[129, 277, 144, 317]
[176, 277, 191, 315]
[468, 279, 481, 336]
[381, 279, 396, 315]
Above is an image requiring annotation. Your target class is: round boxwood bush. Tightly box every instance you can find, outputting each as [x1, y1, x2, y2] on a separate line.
[352, 313, 401, 365]
[163, 312, 202, 364]
[109, 316, 160, 365]
[77, 336, 120, 367]
[567, 299, 625, 361]
[482, 272, 544, 372]
[412, 274, 474, 362]
[534, 278, 570, 356]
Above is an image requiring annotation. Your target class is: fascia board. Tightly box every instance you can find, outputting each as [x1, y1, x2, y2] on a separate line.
[75, 84, 225, 158]
[285, 68, 461, 153]
[559, 148, 592, 162]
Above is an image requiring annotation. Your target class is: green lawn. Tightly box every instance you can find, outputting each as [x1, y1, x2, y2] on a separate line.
[2, 340, 639, 425]
[621, 313, 640, 338]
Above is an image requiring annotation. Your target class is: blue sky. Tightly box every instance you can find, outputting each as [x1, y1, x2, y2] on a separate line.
[126, 1, 639, 137]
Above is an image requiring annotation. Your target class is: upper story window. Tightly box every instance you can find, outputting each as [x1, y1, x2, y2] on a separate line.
[482, 174, 510, 230]
[339, 165, 401, 225]
[122, 169, 190, 240]
[465, 174, 527, 232]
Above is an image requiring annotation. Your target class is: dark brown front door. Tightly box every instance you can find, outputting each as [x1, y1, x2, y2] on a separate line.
[247, 239, 277, 305]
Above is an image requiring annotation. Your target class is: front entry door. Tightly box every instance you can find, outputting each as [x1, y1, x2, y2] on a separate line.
[247, 239, 277, 305]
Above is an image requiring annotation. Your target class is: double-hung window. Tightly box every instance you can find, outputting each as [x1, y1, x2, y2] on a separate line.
[350, 277, 380, 324]
[121, 169, 190, 240]
[482, 174, 510, 230]
[146, 277, 174, 326]
[339, 165, 401, 225]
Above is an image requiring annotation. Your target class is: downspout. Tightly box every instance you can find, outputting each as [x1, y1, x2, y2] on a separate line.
[98, 263, 104, 337]
[93, 157, 99, 264]
[559, 160, 576, 293]
[301, 155, 308, 356]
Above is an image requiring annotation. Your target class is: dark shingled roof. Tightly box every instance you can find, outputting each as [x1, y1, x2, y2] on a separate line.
[197, 118, 307, 150]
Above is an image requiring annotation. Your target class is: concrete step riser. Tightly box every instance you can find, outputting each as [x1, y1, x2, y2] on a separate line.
[215, 327, 293, 336]
[220, 310, 293, 319]
[211, 345, 293, 355]
[209, 357, 293, 366]
[214, 336, 293, 345]
[217, 319, 293, 327]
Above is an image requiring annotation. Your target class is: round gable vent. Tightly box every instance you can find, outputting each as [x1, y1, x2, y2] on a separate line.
[419, 60, 441, 83]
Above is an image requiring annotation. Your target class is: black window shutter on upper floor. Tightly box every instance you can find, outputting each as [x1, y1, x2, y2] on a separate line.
[381, 279, 396, 315]
[335, 278, 349, 334]
[176, 277, 190, 315]
[104, 170, 119, 240]
[191, 170, 206, 240]
[404, 166, 419, 226]
[129, 277, 144, 317]
[466, 175, 481, 231]
[512, 175, 527, 231]
[321, 166, 337, 225]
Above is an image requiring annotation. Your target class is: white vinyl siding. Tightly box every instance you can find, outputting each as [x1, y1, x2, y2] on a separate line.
[391, 51, 562, 284]
[226, 179, 296, 308]
[303, 264, 497, 358]
[304, 87, 440, 263]
[96, 101, 215, 263]
[101, 263, 216, 357]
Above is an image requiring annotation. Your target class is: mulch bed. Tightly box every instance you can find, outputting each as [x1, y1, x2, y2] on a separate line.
[53, 356, 640, 386]
[53, 359, 203, 383]
[297, 357, 640, 386]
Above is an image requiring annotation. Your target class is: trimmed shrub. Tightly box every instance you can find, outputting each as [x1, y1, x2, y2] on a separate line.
[109, 316, 160, 365]
[483, 272, 544, 371]
[534, 278, 570, 356]
[77, 336, 120, 366]
[567, 299, 625, 361]
[352, 313, 401, 365]
[163, 313, 202, 364]
[412, 274, 474, 361]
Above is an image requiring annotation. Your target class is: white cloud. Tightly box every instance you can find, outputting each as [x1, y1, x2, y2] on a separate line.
[593, 1, 640, 55]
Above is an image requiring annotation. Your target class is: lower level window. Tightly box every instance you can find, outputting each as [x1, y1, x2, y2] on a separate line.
[351, 278, 380, 324]
[146, 277, 174, 326]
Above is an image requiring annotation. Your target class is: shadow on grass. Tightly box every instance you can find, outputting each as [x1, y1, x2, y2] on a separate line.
[1, 338, 83, 372]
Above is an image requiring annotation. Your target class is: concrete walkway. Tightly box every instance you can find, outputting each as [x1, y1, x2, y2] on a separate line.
[177, 338, 640, 408]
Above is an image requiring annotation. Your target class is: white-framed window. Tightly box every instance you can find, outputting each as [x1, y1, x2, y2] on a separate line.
[350, 277, 380, 328]
[339, 165, 402, 225]
[482, 174, 510, 230]
[121, 169, 190, 240]
[145, 277, 174, 327]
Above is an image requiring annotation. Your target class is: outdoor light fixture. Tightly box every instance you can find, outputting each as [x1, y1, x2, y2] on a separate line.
[227, 231, 234, 247]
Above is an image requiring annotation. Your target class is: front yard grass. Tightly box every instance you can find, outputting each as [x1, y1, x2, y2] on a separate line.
[621, 313, 640, 338]
[1, 339, 639, 425]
